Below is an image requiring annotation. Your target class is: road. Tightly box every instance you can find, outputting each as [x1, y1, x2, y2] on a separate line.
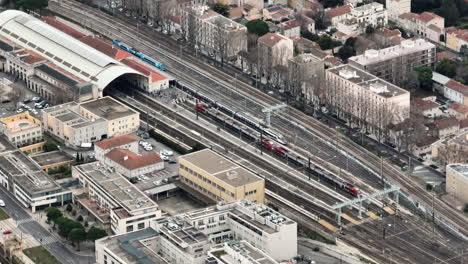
[0, 187, 93, 264]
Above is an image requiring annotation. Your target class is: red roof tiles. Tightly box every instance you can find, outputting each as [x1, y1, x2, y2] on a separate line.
[446, 80, 468, 96]
[121, 58, 167, 83]
[447, 28, 468, 42]
[79, 35, 132, 60]
[95, 135, 138, 150]
[460, 118, 468, 129]
[375, 28, 401, 38]
[450, 103, 468, 114]
[105, 148, 162, 170]
[258, 33, 287, 47]
[326, 5, 351, 18]
[412, 98, 439, 111]
[42, 16, 88, 39]
[280, 19, 301, 30]
[436, 51, 456, 61]
[434, 116, 459, 130]
[418, 12, 442, 23]
[12, 50, 46, 65]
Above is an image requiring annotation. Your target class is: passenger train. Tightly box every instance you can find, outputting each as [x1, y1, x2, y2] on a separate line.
[112, 40, 166, 71]
[196, 103, 360, 197]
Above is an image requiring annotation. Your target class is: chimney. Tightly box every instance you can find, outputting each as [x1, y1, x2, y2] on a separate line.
[124, 155, 128, 161]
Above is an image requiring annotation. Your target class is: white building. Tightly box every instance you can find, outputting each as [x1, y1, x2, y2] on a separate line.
[0, 113, 43, 147]
[443, 80, 468, 106]
[397, 12, 444, 42]
[279, 19, 301, 39]
[336, 2, 387, 35]
[446, 164, 468, 204]
[258, 33, 294, 67]
[94, 134, 139, 162]
[386, 0, 411, 21]
[72, 162, 162, 235]
[208, 240, 280, 264]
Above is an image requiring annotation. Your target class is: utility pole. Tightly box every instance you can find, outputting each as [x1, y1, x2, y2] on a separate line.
[260, 130, 263, 155]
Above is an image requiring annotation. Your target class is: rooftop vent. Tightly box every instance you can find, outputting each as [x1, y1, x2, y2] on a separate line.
[124, 155, 128, 161]
[227, 170, 238, 180]
[339, 69, 358, 79]
[369, 82, 388, 94]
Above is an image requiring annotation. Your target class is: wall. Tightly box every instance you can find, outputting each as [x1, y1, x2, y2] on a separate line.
[446, 165, 468, 203]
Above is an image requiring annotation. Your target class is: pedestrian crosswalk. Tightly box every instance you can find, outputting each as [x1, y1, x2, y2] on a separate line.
[39, 235, 61, 245]
[16, 218, 34, 225]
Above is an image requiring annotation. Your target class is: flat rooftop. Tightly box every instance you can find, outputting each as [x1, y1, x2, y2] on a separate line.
[79, 96, 138, 121]
[211, 241, 278, 264]
[448, 164, 468, 178]
[180, 149, 263, 187]
[75, 162, 158, 213]
[155, 218, 208, 246]
[328, 64, 409, 98]
[31, 150, 74, 167]
[348, 39, 435, 66]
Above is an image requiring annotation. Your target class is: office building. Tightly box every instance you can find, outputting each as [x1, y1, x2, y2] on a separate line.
[179, 149, 265, 204]
[0, 113, 43, 147]
[348, 39, 436, 87]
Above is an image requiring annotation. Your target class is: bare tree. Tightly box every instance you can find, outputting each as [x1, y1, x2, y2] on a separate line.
[213, 19, 230, 67]
[437, 144, 468, 165]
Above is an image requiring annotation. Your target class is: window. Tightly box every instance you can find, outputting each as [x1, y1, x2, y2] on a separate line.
[126, 225, 134, 232]
[138, 223, 145, 229]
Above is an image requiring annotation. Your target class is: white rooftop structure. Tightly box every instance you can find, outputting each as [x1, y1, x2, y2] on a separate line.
[448, 164, 468, 178]
[0, 10, 142, 90]
[348, 39, 435, 65]
[432, 72, 451, 86]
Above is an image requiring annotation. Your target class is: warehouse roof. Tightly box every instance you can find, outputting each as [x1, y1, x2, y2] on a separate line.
[0, 10, 142, 90]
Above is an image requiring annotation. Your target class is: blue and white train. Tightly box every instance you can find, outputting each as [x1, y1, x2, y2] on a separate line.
[112, 40, 166, 71]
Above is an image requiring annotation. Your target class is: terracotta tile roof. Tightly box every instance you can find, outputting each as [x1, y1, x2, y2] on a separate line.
[447, 28, 468, 42]
[436, 51, 456, 61]
[258, 33, 287, 47]
[412, 98, 439, 111]
[95, 135, 138, 150]
[418, 12, 442, 23]
[121, 58, 167, 83]
[460, 118, 468, 129]
[12, 50, 46, 65]
[105, 148, 162, 170]
[169, 16, 180, 24]
[450, 103, 468, 114]
[375, 28, 401, 38]
[445, 26, 457, 34]
[416, 136, 438, 147]
[398, 12, 419, 21]
[79, 35, 132, 60]
[446, 80, 468, 96]
[42, 16, 87, 39]
[280, 19, 301, 30]
[434, 116, 459, 130]
[326, 5, 351, 18]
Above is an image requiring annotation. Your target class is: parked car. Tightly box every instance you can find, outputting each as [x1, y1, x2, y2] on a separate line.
[3, 230, 12, 235]
[0, 199, 5, 207]
[160, 155, 169, 161]
[16, 109, 24, 113]
[23, 99, 31, 104]
[1, 100, 11, 104]
[160, 149, 173, 156]
[168, 158, 177, 164]
[32, 97, 41, 102]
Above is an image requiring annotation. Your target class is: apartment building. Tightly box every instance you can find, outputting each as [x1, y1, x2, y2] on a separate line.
[446, 28, 468, 53]
[386, 0, 411, 21]
[73, 162, 162, 235]
[411, 98, 440, 118]
[0, 135, 73, 212]
[397, 12, 444, 42]
[348, 39, 436, 87]
[444, 80, 468, 106]
[325, 4, 351, 27]
[325, 64, 410, 128]
[258, 32, 294, 68]
[179, 149, 265, 204]
[279, 19, 301, 38]
[0, 113, 43, 147]
[287, 53, 324, 102]
[180, 5, 247, 59]
[446, 164, 468, 204]
[336, 2, 387, 36]
[434, 117, 460, 139]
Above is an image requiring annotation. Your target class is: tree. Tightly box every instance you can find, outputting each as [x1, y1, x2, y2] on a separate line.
[58, 218, 83, 238]
[43, 140, 58, 152]
[45, 207, 62, 224]
[302, 31, 319, 41]
[87, 227, 107, 241]
[66, 204, 73, 212]
[337, 45, 355, 61]
[436, 58, 457, 78]
[414, 66, 433, 90]
[365, 25, 375, 35]
[426, 184, 433, 191]
[212, 3, 229, 17]
[54, 216, 68, 230]
[77, 215, 84, 222]
[321, 0, 344, 8]
[246, 20, 269, 37]
[213, 19, 230, 67]
[75, 152, 80, 162]
[15, 0, 48, 13]
[68, 228, 87, 251]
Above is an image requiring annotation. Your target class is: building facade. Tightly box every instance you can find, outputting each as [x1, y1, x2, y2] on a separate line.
[94, 134, 139, 162]
[325, 64, 410, 129]
[336, 2, 387, 36]
[397, 12, 444, 42]
[287, 53, 324, 103]
[443, 80, 468, 106]
[103, 148, 164, 178]
[446, 28, 468, 53]
[179, 149, 265, 204]
[446, 164, 468, 203]
[348, 39, 436, 88]
[386, 0, 411, 21]
[0, 113, 43, 147]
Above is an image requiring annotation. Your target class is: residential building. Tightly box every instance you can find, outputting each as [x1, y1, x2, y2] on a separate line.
[348, 39, 436, 87]
[325, 4, 352, 27]
[386, 0, 411, 21]
[444, 80, 468, 106]
[95, 200, 296, 264]
[216, 0, 264, 10]
[263, 7, 293, 22]
[180, 5, 247, 60]
[208, 240, 280, 264]
[0, 135, 73, 212]
[257, 33, 294, 67]
[448, 103, 468, 120]
[336, 2, 387, 35]
[79, 97, 140, 137]
[373, 28, 404, 47]
[413, 136, 438, 156]
[432, 72, 451, 94]
[411, 98, 440, 118]
[434, 117, 459, 139]
[279, 19, 301, 38]
[432, 130, 468, 164]
[288, 53, 324, 102]
[178, 149, 265, 204]
[73, 162, 162, 234]
[0, 113, 43, 147]
[446, 164, 468, 203]
[324, 64, 410, 128]
[94, 134, 139, 161]
[446, 28, 468, 53]
[103, 148, 164, 178]
[397, 12, 444, 42]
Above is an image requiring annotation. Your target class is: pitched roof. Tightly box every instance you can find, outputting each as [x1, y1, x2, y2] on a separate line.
[42, 16, 87, 39]
[450, 103, 468, 114]
[169, 16, 181, 24]
[412, 98, 439, 111]
[105, 148, 162, 170]
[416, 136, 438, 147]
[447, 28, 468, 42]
[374, 28, 401, 38]
[427, 24, 442, 32]
[446, 80, 468, 96]
[460, 118, 468, 129]
[12, 50, 46, 65]
[95, 135, 138, 150]
[436, 51, 456, 61]
[79, 35, 132, 60]
[258, 33, 287, 47]
[326, 4, 351, 18]
[280, 19, 301, 30]
[434, 116, 459, 130]
[418, 12, 442, 23]
[121, 58, 167, 82]
[398, 12, 419, 20]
